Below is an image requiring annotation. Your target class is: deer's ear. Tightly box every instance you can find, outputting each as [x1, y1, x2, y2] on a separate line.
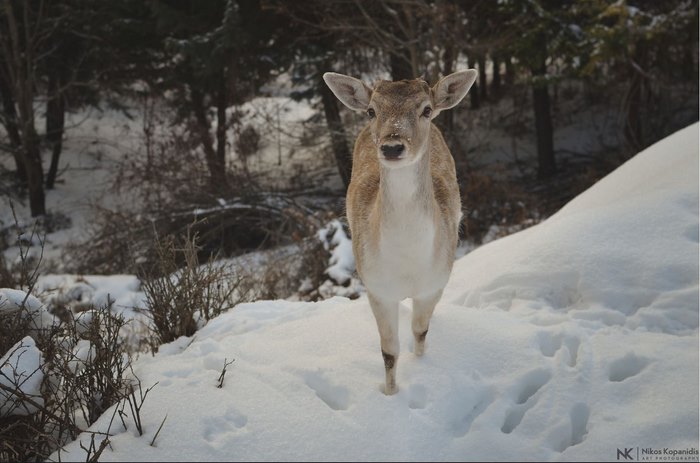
[323, 72, 373, 111]
[432, 70, 477, 116]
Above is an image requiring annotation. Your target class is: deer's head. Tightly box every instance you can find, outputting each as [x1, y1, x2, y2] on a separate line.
[323, 70, 477, 168]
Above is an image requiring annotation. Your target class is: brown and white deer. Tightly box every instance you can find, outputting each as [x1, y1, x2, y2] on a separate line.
[323, 70, 477, 394]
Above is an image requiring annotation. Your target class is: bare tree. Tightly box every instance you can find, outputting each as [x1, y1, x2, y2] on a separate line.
[0, 0, 49, 216]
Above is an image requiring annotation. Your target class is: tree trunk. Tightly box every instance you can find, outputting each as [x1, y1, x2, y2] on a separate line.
[624, 42, 649, 153]
[505, 55, 514, 87]
[23, 125, 45, 216]
[467, 58, 480, 110]
[437, 42, 455, 135]
[45, 68, 66, 189]
[215, 70, 228, 187]
[623, 72, 643, 153]
[477, 54, 488, 101]
[2, 0, 45, 216]
[319, 72, 352, 190]
[0, 69, 25, 182]
[531, 62, 555, 179]
[191, 86, 227, 191]
[390, 50, 413, 80]
[491, 54, 501, 98]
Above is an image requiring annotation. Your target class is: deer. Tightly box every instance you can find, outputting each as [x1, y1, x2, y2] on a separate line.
[323, 69, 477, 395]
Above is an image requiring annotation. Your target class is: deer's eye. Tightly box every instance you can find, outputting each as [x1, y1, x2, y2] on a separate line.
[421, 106, 432, 118]
[367, 107, 376, 119]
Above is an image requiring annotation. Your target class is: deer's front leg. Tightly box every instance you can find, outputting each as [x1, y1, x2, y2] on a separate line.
[368, 292, 399, 395]
[412, 290, 442, 356]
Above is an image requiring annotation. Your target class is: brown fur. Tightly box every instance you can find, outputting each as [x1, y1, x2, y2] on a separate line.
[323, 70, 476, 395]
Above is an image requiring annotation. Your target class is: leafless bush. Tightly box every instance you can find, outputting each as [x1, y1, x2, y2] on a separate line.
[140, 229, 255, 349]
[0, 300, 133, 462]
[59, 302, 131, 426]
[0, 203, 44, 293]
[1, 229, 137, 461]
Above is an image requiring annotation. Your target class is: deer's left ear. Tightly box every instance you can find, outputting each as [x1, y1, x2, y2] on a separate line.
[432, 70, 477, 117]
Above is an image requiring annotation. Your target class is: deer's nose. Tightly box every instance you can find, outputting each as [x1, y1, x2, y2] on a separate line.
[380, 143, 405, 159]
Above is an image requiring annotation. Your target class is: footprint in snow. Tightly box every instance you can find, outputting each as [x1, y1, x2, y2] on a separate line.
[547, 403, 590, 452]
[202, 406, 248, 447]
[408, 384, 428, 410]
[537, 331, 581, 367]
[501, 369, 551, 434]
[449, 384, 496, 437]
[608, 353, 649, 382]
[302, 371, 350, 411]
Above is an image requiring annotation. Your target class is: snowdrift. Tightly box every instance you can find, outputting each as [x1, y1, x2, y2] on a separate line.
[53, 123, 699, 461]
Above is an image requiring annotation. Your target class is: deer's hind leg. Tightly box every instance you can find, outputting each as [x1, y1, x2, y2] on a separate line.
[368, 292, 400, 395]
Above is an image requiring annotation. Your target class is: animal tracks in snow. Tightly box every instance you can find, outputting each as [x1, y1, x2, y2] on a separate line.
[536, 331, 581, 367]
[408, 384, 428, 410]
[202, 406, 248, 447]
[448, 384, 496, 437]
[302, 371, 350, 411]
[547, 403, 591, 452]
[501, 369, 551, 434]
[608, 352, 649, 382]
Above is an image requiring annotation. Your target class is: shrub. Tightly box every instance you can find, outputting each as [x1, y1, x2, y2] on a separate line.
[0, 299, 133, 462]
[140, 229, 254, 349]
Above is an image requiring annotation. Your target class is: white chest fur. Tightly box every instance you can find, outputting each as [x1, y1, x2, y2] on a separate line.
[360, 166, 450, 300]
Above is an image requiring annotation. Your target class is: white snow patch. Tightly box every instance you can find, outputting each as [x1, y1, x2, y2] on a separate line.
[0, 336, 44, 416]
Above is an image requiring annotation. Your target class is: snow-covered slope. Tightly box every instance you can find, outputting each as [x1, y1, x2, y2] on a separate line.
[53, 123, 699, 462]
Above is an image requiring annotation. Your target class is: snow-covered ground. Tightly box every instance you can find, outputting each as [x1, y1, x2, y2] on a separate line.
[46, 123, 698, 461]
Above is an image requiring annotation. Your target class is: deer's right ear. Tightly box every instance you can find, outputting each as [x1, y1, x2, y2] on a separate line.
[323, 72, 372, 111]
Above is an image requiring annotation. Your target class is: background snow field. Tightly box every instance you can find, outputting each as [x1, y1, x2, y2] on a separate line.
[52, 124, 698, 461]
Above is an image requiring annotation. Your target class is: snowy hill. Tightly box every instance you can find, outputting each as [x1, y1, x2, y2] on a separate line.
[53, 123, 699, 462]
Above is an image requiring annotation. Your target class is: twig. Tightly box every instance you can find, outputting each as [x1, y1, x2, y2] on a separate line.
[150, 414, 168, 447]
[216, 358, 235, 388]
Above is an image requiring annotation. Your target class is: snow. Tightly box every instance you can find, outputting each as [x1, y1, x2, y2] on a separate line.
[0, 287, 58, 331]
[318, 219, 355, 285]
[31, 121, 697, 460]
[0, 336, 45, 416]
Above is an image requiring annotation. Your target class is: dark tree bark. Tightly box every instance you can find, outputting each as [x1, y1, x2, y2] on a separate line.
[45, 68, 66, 189]
[531, 60, 555, 179]
[477, 54, 488, 101]
[215, 69, 228, 184]
[623, 42, 650, 153]
[1, 0, 45, 216]
[0, 68, 25, 182]
[491, 54, 501, 98]
[623, 73, 642, 152]
[23, 125, 45, 216]
[505, 55, 514, 87]
[319, 72, 352, 190]
[436, 42, 455, 135]
[190, 85, 226, 194]
[191, 86, 227, 191]
[470, 81, 480, 109]
[466, 56, 480, 109]
[390, 50, 413, 80]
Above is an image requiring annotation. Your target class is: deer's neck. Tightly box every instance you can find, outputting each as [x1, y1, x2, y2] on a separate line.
[377, 147, 434, 222]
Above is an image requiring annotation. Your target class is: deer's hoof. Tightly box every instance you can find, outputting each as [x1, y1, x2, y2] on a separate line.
[414, 341, 425, 357]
